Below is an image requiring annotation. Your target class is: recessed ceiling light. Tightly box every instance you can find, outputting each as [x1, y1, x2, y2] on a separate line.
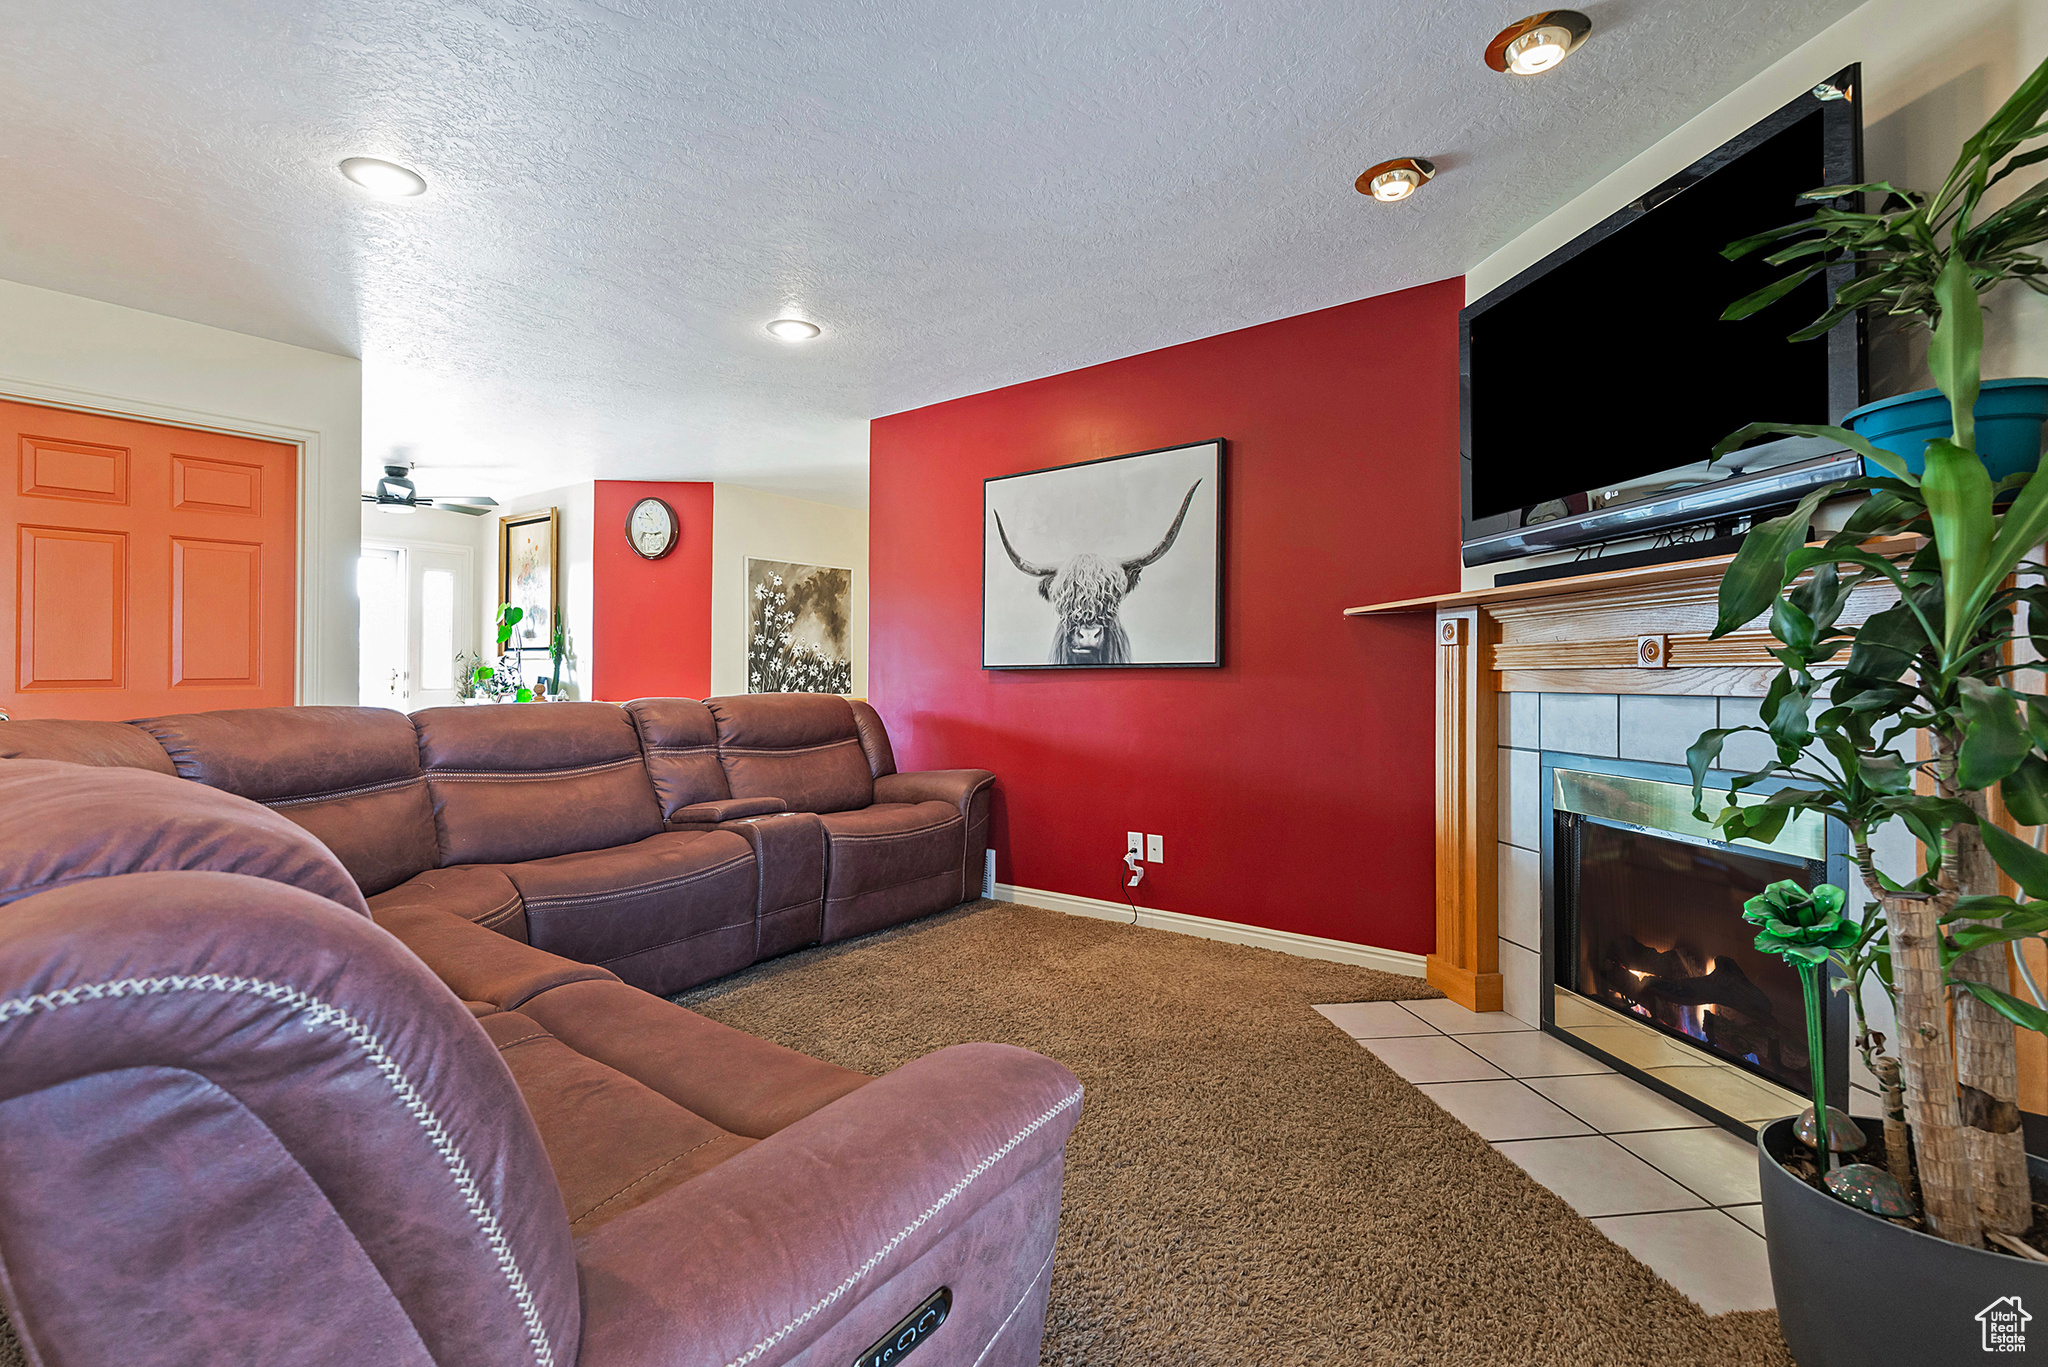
[339, 156, 427, 199]
[1356, 158, 1436, 203]
[1485, 10, 1592, 75]
[765, 318, 822, 342]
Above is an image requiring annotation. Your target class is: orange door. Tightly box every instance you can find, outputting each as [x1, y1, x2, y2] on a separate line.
[1, 399, 298, 720]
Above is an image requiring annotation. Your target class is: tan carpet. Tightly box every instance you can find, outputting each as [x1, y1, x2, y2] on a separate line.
[677, 900, 1793, 1367]
[0, 901, 1792, 1365]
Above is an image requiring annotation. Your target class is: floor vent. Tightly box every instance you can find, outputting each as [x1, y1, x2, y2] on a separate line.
[982, 848, 996, 899]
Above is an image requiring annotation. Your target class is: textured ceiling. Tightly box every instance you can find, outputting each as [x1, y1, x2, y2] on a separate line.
[0, 0, 1864, 506]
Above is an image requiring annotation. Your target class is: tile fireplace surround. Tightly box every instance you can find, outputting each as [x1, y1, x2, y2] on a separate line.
[1344, 538, 1951, 1130]
[1495, 687, 1913, 1118]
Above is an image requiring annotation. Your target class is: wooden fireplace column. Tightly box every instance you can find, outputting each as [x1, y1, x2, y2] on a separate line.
[1429, 608, 1502, 1011]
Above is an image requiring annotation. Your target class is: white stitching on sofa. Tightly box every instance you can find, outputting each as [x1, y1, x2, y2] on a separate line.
[972, 1240, 1058, 1367]
[0, 975, 558, 1367]
[722, 1086, 1082, 1367]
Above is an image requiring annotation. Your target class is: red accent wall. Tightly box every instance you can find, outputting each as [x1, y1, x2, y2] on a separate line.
[592, 480, 715, 701]
[868, 280, 1462, 954]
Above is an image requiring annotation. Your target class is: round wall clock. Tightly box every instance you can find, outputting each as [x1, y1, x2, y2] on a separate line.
[626, 497, 678, 560]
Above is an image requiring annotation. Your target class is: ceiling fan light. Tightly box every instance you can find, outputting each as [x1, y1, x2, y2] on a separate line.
[1484, 10, 1592, 74]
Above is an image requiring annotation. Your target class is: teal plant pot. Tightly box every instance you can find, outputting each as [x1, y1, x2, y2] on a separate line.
[1845, 376, 2048, 484]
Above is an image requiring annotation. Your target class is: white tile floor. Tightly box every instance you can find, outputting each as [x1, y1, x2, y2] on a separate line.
[1316, 997, 1779, 1314]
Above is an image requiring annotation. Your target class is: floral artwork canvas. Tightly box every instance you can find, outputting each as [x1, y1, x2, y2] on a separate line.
[747, 558, 853, 694]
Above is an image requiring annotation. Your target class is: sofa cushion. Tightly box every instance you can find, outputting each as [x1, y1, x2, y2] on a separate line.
[372, 901, 617, 1011]
[518, 978, 868, 1138]
[706, 694, 874, 814]
[477, 1007, 756, 1235]
[132, 706, 438, 896]
[0, 719, 175, 774]
[413, 703, 664, 865]
[367, 864, 526, 939]
[624, 698, 731, 818]
[500, 831, 757, 995]
[849, 700, 897, 778]
[0, 760, 369, 915]
[817, 801, 965, 941]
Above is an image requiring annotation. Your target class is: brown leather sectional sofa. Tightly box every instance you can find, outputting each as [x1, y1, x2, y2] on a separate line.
[0, 695, 1079, 1367]
[5, 691, 996, 994]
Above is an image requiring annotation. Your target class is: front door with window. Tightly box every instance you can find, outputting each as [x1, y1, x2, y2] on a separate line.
[359, 540, 474, 711]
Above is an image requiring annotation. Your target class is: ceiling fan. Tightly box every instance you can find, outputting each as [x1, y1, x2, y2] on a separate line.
[361, 459, 499, 517]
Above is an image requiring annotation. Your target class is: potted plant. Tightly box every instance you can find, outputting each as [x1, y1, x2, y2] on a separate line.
[1685, 58, 2048, 1363]
[467, 606, 536, 703]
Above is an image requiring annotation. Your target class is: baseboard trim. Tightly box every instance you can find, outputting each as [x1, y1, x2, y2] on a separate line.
[993, 883, 1427, 979]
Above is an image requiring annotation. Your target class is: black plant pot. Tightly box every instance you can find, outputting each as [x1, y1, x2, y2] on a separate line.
[1759, 1116, 2048, 1365]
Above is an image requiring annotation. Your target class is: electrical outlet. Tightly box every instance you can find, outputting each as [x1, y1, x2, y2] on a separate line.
[1127, 831, 1144, 858]
[1146, 834, 1163, 864]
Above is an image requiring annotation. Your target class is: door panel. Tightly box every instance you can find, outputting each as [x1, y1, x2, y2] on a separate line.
[171, 455, 263, 515]
[171, 539, 262, 687]
[19, 527, 126, 689]
[0, 399, 297, 720]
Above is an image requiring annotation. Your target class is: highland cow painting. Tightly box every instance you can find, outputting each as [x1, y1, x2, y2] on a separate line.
[983, 440, 1224, 669]
[747, 558, 854, 694]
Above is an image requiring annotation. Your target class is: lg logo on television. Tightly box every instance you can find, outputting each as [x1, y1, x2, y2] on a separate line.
[1980, 1296, 2033, 1353]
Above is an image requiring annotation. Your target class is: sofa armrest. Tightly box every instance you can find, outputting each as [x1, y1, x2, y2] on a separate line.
[872, 768, 993, 818]
[671, 795, 788, 824]
[572, 1042, 1081, 1367]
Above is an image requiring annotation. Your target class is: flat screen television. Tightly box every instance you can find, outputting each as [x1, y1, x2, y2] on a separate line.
[1460, 66, 1866, 572]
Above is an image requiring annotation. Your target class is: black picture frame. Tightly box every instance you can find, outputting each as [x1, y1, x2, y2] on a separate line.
[982, 439, 1225, 670]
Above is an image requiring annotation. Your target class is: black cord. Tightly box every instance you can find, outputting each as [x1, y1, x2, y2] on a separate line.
[1119, 855, 1141, 924]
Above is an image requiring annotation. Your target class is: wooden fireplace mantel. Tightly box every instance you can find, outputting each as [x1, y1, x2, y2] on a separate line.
[1345, 537, 1917, 1011]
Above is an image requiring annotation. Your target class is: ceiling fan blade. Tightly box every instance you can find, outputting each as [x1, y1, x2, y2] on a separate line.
[417, 496, 496, 517]
[431, 494, 499, 507]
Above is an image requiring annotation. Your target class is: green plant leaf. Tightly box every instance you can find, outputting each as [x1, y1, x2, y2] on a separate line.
[1955, 977, 2048, 1035]
[1858, 750, 1915, 795]
[1723, 801, 1794, 846]
[1839, 597, 1931, 683]
[1982, 818, 2048, 899]
[2002, 754, 2048, 826]
[1919, 436, 1994, 659]
[1958, 678, 2032, 788]
[1927, 253, 1984, 451]
[1712, 487, 1849, 638]
[1721, 263, 1829, 321]
[1708, 423, 1915, 485]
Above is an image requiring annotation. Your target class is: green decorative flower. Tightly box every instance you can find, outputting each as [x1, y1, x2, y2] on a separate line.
[1742, 880, 1858, 965]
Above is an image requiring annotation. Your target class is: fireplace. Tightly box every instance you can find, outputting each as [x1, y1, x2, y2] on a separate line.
[1542, 758, 1849, 1130]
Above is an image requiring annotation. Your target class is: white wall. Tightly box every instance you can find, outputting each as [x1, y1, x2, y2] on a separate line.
[0, 276, 362, 701]
[1463, 0, 2048, 587]
[474, 482, 595, 698]
[710, 484, 868, 697]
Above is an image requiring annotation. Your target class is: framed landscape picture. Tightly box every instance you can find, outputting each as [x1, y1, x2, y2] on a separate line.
[748, 557, 854, 694]
[498, 508, 558, 654]
[983, 439, 1223, 669]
